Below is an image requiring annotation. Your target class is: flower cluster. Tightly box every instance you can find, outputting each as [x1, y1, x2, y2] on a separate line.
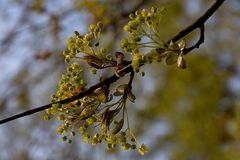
[121, 7, 187, 71]
[45, 5, 189, 156]
[44, 62, 85, 119]
[44, 22, 147, 155]
[63, 21, 116, 70]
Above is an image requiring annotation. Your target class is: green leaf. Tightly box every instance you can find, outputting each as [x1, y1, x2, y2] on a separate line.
[165, 52, 178, 65]
[114, 84, 128, 96]
[113, 90, 123, 96]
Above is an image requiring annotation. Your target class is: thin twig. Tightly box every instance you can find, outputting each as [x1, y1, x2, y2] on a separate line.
[184, 25, 205, 54]
[128, 70, 134, 89]
[0, 70, 120, 124]
[167, 0, 225, 43]
[0, 0, 226, 125]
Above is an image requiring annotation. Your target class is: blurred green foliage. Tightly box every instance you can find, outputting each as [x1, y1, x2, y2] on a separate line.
[138, 55, 240, 159]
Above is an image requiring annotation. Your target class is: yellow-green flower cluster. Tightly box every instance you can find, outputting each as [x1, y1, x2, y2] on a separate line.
[120, 7, 167, 72]
[63, 21, 114, 65]
[131, 53, 144, 72]
[55, 62, 84, 99]
[45, 76, 145, 155]
[45, 17, 154, 155]
[120, 6, 188, 71]
[45, 62, 85, 117]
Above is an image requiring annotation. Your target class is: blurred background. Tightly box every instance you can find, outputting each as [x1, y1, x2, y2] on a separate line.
[0, 0, 240, 160]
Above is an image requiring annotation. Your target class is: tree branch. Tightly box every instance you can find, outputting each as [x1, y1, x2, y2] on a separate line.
[0, 0, 226, 125]
[184, 25, 205, 55]
[0, 66, 132, 124]
[167, 0, 225, 43]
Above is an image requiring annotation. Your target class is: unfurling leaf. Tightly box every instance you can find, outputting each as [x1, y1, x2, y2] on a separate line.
[100, 107, 122, 130]
[94, 86, 109, 102]
[177, 55, 187, 69]
[80, 101, 100, 120]
[84, 55, 116, 69]
[111, 118, 124, 134]
[113, 90, 123, 96]
[113, 84, 128, 96]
